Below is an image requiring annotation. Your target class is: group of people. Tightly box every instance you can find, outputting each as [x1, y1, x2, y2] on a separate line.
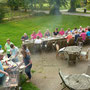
[21, 26, 90, 43]
[0, 39, 32, 85]
[0, 26, 90, 86]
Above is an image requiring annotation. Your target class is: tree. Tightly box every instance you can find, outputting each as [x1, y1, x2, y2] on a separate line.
[7, 0, 20, 10]
[20, 0, 31, 12]
[68, 0, 81, 12]
[49, 0, 67, 15]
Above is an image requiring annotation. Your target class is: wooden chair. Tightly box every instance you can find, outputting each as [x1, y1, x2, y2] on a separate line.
[76, 37, 83, 46]
[34, 44, 42, 53]
[46, 41, 53, 52]
[85, 36, 90, 45]
[62, 39, 67, 47]
[80, 48, 90, 60]
[68, 38, 75, 46]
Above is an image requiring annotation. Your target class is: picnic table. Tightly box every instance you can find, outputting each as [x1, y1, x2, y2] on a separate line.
[63, 46, 82, 64]
[23, 36, 66, 53]
[65, 74, 90, 90]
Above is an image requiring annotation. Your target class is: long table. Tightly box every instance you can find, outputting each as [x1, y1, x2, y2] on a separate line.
[22, 36, 66, 53]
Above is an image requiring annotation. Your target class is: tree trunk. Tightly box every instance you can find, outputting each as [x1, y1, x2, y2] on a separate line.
[50, 5, 61, 15]
[68, 0, 76, 12]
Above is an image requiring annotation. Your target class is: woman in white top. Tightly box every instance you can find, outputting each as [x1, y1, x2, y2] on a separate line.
[35, 36, 42, 44]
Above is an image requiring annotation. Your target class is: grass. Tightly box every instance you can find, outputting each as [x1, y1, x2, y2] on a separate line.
[20, 74, 39, 90]
[21, 83, 40, 90]
[0, 15, 90, 48]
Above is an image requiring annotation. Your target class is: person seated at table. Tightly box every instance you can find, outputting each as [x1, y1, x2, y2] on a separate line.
[19, 50, 32, 82]
[74, 31, 80, 43]
[21, 33, 29, 41]
[22, 45, 30, 55]
[37, 30, 43, 38]
[86, 27, 90, 37]
[65, 28, 71, 36]
[5, 39, 13, 58]
[0, 45, 2, 50]
[35, 36, 42, 44]
[80, 30, 86, 42]
[66, 32, 73, 43]
[85, 26, 89, 32]
[0, 61, 8, 85]
[44, 29, 51, 37]
[53, 28, 59, 36]
[59, 28, 65, 35]
[78, 26, 83, 33]
[10, 44, 19, 62]
[72, 28, 78, 34]
[31, 31, 37, 39]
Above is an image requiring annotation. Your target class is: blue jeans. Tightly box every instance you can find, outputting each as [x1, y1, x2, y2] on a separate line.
[0, 75, 5, 85]
[7, 54, 11, 58]
[25, 64, 32, 79]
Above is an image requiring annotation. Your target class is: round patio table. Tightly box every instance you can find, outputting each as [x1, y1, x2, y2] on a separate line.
[64, 46, 81, 54]
[65, 74, 90, 90]
[63, 46, 82, 64]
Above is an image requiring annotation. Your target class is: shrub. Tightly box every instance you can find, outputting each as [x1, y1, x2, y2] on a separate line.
[86, 4, 90, 10]
[32, 12, 47, 16]
[0, 3, 5, 23]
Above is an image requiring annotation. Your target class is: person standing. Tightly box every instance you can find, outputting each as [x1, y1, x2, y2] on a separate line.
[5, 39, 13, 58]
[10, 44, 19, 62]
[20, 50, 32, 82]
[22, 45, 30, 55]
[0, 61, 8, 85]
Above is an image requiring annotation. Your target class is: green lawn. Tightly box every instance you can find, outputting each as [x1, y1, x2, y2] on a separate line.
[21, 83, 40, 90]
[0, 15, 90, 48]
[20, 74, 39, 90]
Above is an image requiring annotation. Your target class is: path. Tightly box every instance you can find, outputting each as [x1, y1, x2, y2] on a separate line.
[34, 10, 90, 17]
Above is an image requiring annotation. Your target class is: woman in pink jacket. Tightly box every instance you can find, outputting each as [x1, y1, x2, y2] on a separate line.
[31, 31, 37, 39]
[37, 30, 43, 38]
[59, 28, 65, 35]
[80, 30, 86, 41]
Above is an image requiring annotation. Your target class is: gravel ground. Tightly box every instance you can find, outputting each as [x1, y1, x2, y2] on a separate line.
[30, 45, 90, 90]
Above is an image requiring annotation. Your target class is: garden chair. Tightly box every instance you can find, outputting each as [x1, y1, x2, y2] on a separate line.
[59, 70, 74, 90]
[86, 64, 90, 76]
[56, 47, 65, 59]
[80, 48, 90, 60]
[82, 64, 90, 77]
